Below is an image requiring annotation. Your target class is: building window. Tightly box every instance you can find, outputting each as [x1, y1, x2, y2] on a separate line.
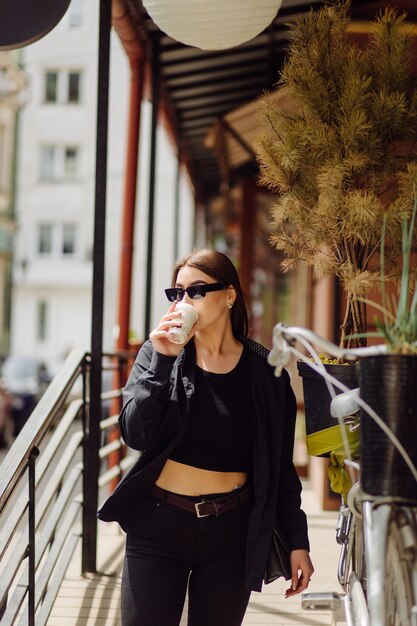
[37, 222, 78, 257]
[40, 146, 55, 181]
[40, 145, 79, 182]
[68, 0, 84, 28]
[43, 70, 82, 104]
[37, 300, 48, 341]
[38, 223, 53, 254]
[45, 71, 58, 103]
[64, 147, 78, 179]
[62, 224, 76, 254]
[68, 72, 80, 103]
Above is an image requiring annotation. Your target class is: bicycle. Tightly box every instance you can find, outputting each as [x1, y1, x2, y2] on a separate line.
[268, 323, 417, 626]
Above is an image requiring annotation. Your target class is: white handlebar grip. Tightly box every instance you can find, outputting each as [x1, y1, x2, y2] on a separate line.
[268, 326, 292, 376]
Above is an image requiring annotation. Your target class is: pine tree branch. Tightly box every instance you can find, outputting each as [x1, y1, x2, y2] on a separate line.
[363, 237, 383, 268]
[339, 294, 351, 349]
[256, 0, 417, 347]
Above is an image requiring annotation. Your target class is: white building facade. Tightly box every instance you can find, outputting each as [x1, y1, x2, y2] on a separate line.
[11, 0, 195, 371]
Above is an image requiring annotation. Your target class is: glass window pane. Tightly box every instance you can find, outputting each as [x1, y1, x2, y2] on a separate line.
[45, 72, 58, 103]
[64, 147, 78, 179]
[62, 224, 76, 254]
[69, 0, 84, 27]
[38, 223, 52, 254]
[68, 72, 80, 103]
[37, 301, 48, 341]
[40, 146, 56, 181]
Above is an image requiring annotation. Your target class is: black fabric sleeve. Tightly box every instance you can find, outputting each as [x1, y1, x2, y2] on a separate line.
[118, 341, 178, 451]
[276, 371, 310, 552]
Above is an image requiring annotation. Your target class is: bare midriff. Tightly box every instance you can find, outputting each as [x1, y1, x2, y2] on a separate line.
[155, 459, 248, 496]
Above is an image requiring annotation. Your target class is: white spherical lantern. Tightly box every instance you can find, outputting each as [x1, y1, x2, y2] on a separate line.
[143, 0, 282, 50]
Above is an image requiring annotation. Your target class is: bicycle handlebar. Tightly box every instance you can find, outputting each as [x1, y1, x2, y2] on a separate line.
[268, 323, 417, 484]
[268, 323, 387, 376]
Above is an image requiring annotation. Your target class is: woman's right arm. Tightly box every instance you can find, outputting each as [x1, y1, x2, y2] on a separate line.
[118, 341, 177, 451]
[120, 303, 198, 450]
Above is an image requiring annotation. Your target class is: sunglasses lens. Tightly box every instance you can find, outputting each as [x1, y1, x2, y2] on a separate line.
[188, 286, 205, 299]
[166, 284, 224, 301]
[165, 288, 182, 301]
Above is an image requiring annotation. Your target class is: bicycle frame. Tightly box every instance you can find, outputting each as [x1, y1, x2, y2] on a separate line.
[270, 323, 417, 626]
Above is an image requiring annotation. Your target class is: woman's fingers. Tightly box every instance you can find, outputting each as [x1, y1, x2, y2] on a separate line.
[157, 306, 183, 327]
[157, 318, 183, 331]
[285, 550, 314, 598]
[148, 303, 186, 356]
[150, 307, 183, 335]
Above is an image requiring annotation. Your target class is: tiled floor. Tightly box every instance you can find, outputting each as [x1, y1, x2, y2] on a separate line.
[46, 481, 342, 626]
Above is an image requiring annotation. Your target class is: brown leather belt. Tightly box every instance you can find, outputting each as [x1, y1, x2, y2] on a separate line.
[151, 484, 252, 518]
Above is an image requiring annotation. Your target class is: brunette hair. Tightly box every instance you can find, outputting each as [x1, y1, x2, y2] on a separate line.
[172, 249, 249, 338]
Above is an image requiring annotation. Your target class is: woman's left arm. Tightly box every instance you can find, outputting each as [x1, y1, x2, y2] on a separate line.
[276, 371, 314, 594]
[275, 371, 309, 546]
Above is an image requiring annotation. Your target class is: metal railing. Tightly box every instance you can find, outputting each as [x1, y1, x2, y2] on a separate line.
[0, 349, 137, 626]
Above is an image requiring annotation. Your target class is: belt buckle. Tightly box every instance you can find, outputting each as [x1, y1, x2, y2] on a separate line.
[195, 501, 210, 518]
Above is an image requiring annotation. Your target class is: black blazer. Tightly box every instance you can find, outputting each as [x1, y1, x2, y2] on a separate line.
[98, 337, 309, 592]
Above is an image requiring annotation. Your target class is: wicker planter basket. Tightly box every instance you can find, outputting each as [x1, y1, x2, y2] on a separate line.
[297, 361, 358, 457]
[358, 355, 417, 501]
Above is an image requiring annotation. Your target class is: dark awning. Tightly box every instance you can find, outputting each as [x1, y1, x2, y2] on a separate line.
[123, 0, 417, 200]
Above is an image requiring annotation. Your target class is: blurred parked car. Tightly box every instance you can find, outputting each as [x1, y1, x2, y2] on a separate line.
[0, 356, 50, 436]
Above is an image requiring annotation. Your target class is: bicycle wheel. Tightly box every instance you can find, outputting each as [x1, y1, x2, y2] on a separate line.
[384, 509, 417, 626]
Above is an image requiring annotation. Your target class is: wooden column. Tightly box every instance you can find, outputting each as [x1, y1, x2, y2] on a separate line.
[239, 178, 256, 298]
[107, 52, 145, 491]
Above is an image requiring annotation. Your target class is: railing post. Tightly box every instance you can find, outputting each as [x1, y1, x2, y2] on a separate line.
[28, 446, 39, 626]
[82, 0, 112, 575]
[0, 597, 5, 619]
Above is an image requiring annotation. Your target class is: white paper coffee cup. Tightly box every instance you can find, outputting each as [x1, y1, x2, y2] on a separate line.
[168, 302, 199, 344]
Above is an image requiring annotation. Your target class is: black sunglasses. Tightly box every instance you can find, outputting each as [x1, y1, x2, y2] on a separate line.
[165, 282, 226, 302]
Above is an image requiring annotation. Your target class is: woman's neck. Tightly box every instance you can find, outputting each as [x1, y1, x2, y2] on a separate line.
[193, 325, 240, 358]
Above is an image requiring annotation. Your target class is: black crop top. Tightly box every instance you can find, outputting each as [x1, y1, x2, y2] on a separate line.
[169, 345, 253, 472]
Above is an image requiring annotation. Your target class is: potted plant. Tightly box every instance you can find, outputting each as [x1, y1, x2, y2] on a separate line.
[256, 0, 417, 349]
[357, 199, 417, 500]
[256, 0, 417, 453]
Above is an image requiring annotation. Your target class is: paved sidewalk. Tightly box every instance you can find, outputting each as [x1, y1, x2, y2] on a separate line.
[47, 480, 342, 626]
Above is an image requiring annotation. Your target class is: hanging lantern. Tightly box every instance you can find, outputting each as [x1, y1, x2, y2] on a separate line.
[142, 0, 282, 50]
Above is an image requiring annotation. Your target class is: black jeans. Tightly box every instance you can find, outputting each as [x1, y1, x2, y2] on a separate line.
[121, 486, 252, 626]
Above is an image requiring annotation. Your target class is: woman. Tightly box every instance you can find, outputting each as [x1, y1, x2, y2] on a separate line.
[98, 249, 313, 626]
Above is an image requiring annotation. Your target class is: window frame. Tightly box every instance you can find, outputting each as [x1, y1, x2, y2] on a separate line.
[37, 223, 53, 255]
[36, 300, 48, 342]
[36, 222, 78, 258]
[39, 144, 80, 182]
[68, 0, 84, 29]
[43, 69, 82, 105]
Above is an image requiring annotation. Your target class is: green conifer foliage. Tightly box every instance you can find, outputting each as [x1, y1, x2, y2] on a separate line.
[257, 0, 417, 348]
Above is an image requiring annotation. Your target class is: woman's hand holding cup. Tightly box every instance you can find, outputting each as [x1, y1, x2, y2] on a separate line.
[150, 302, 198, 356]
